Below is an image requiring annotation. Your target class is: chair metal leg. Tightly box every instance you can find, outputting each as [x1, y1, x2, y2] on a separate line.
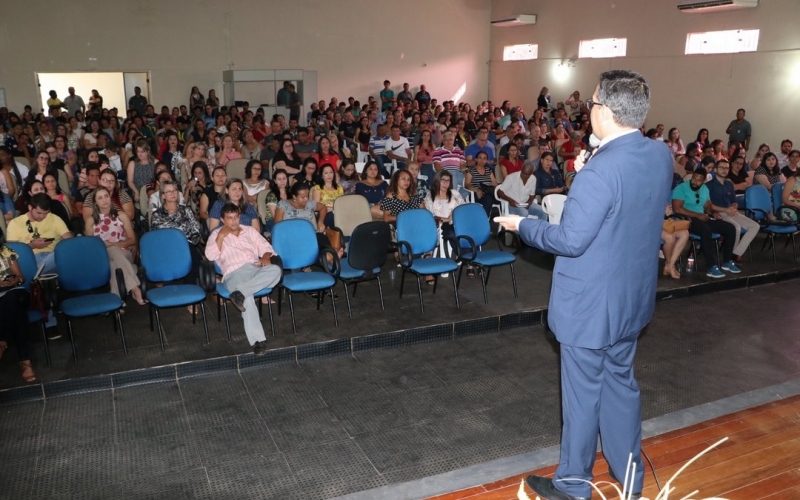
[67, 318, 77, 363]
[793, 234, 797, 262]
[257, 296, 263, 319]
[456, 263, 465, 289]
[510, 263, 519, 298]
[199, 302, 210, 344]
[277, 286, 283, 316]
[343, 282, 353, 318]
[192, 304, 196, 324]
[352, 282, 358, 297]
[266, 295, 275, 337]
[330, 288, 338, 327]
[112, 313, 118, 332]
[432, 275, 438, 294]
[399, 269, 406, 298]
[315, 289, 322, 310]
[376, 276, 385, 310]
[116, 311, 127, 354]
[288, 292, 297, 334]
[149, 304, 154, 331]
[217, 295, 222, 322]
[451, 272, 461, 309]
[222, 301, 232, 342]
[40, 322, 51, 367]
[416, 275, 425, 313]
[479, 267, 489, 304]
[154, 308, 165, 351]
[772, 235, 777, 263]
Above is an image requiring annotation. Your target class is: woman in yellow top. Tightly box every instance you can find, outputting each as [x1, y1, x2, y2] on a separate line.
[311, 163, 344, 228]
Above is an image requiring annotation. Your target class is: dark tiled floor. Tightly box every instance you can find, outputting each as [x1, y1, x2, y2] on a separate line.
[3, 237, 800, 391]
[3, 279, 800, 499]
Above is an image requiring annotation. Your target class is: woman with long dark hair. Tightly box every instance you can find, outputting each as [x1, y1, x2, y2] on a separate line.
[754, 152, 785, 190]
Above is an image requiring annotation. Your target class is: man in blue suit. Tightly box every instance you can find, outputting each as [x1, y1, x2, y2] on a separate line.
[497, 70, 672, 500]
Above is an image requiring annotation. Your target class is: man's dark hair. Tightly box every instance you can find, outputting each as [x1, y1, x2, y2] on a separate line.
[693, 167, 708, 177]
[84, 162, 101, 174]
[714, 159, 729, 169]
[700, 157, 715, 168]
[29, 193, 52, 211]
[220, 202, 240, 217]
[597, 70, 650, 129]
[685, 143, 699, 155]
[782, 139, 793, 147]
[737, 108, 746, 114]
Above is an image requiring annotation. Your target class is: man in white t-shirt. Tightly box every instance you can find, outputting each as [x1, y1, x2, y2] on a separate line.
[384, 124, 411, 170]
[496, 164, 545, 219]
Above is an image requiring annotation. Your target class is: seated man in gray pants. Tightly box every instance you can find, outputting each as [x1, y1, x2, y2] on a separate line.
[205, 203, 282, 355]
[706, 159, 759, 264]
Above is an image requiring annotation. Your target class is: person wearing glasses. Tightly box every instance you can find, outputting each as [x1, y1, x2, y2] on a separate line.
[706, 159, 759, 263]
[496, 70, 673, 500]
[6, 193, 73, 274]
[672, 168, 740, 278]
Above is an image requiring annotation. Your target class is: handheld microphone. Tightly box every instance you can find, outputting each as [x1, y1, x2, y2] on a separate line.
[583, 133, 601, 162]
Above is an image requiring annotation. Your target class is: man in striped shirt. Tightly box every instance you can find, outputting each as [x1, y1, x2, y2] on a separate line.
[205, 203, 282, 355]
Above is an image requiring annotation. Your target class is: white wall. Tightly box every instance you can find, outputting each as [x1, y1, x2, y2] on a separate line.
[0, 0, 491, 114]
[490, 0, 800, 150]
[37, 72, 127, 115]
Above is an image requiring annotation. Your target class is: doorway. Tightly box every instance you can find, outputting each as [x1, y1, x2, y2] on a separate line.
[35, 72, 150, 115]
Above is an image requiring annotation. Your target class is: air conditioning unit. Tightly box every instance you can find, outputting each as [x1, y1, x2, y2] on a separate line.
[678, 0, 758, 14]
[491, 15, 537, 27]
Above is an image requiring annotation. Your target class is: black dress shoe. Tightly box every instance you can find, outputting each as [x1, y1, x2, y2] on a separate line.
[608, 470, 642, 499]
[230, 291, 246, 312]
[525, 475, 588, 500]
[253, 340, 268, 355]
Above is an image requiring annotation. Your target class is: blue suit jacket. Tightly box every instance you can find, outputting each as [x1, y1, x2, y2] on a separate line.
[519, 132, 673, 349]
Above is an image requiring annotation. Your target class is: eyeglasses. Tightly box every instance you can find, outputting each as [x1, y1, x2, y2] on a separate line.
[586, 99, 604, 111]
[163, 190, 178, 194]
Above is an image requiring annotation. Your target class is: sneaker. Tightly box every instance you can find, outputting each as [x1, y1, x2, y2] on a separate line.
[253, 340, 268, 356]
[45, 327, 62, 341]
[706, 265, 725, 279]
[721, 260, 741, 274]
[229, 291, 246, 312]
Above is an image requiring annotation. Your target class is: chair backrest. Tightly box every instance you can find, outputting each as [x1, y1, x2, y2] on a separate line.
[16, 157, 31, 170]
[333, 195, 372, 238]
[772, 182, 785, 215]
[272, 219, 319, 269]
[452, 203, 491, 247]
[54, 236, 111, 291]
[139, 185, 149, 218]
[355, 161, 366, 174]
[5, 242, 36, 290]
[745, 184, 771, 221]
[396, 209, 438, 255]
[140, 228, 192, 281]
[57, 169, 71, 195]
[348, 221, 391, 271]
[256, 189, 270, 223]
[226, 158, 249, 181]
[542, 194, 567, 224]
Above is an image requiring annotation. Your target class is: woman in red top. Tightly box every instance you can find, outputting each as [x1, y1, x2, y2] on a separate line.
[313, 136, 342, 172]
[500, 143, 524, 179]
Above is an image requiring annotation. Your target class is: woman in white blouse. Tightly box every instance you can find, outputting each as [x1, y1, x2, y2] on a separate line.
[425, 170, 465, 241]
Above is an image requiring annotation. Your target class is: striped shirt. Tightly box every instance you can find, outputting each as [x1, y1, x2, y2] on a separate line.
[369, 135, 390, 155]
[432, 146, 465, 172]
[205, 225, 277, 276]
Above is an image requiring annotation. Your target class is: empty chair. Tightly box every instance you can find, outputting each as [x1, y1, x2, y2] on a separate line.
[271, 219, 339, 333]
[542, 194, 567, 224]
[333, 195, 372, 242]
[338, 221, 391, 317]
[396, 209, 459, 312]
[451, 203, 518, 303]
[139, 228, 209, 349]
[225, 158, 249, 181]
[53, 237, 126, 362]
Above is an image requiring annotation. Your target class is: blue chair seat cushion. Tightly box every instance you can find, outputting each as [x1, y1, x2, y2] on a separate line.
[472, 250, 515, 267]
[340, 261, 381, 280]
[216, 283, 273, 299]
[408, 258, 458, 275]
[60, 293, 123, 317]
[147, 285, 206, 308]
[28, 310, 45, 323]
[282, 272, 336, 292]
[690, 233, 721, 240]
[764, 225, 799, 234]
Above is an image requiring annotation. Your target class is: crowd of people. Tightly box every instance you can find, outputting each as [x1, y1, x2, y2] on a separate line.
[0, 79, 797, 382]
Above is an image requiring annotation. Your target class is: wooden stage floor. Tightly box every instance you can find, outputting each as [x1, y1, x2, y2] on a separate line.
[428, 394, 800, 500]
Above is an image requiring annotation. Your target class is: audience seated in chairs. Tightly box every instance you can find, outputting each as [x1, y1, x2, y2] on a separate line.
[0, 243, 37, 383]
[464, 151, 497, 217]
[355, 161, 388, 220]
[205, 202, 281, 355]
[754, 152, 785, 191]
[84, 186, 146, 306]
[381, 169, 425, 225]
[208, 178, 260, 232]
[662, 204, 690, 279]
[407, 161, 430, 200]
[199, 166, 227, 223]
[293, 157, 318, 186]
[424, 170, 465, 242]
[263, 168, 290, 233]
[6, 193, 73, 275]
[534, 151, 567, 199]
[672, 169, 740, 278]
[243, 159, 268, 205]
[311, 163, 344, 228]
[148, 168, 185, 214]
[274, 181, 339, 256]
[707, 159, 759, 262]
[497, 163, 545, 220]
[127, 139, 156, 205]
[780, 170, 800, 221]
[19, 180, 72, 230]
[183, 161, 210, 214]
[338, 160, 359, 195]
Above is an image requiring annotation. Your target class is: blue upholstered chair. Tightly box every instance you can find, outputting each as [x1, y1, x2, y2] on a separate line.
[746, 184, 800, 262]
[338, 221, 391, 317]
[396, 209, 459, 313]
[53, 237, 126, 362]
[451, 203, 518, 303]
[271, 219, 339, 334]
[139, 228, 209, 350]
[6, 242, 51, 366]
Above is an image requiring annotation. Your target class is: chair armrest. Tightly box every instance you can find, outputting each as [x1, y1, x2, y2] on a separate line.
[115, 268, 127, 299]
[138, 266, 148, 296]
[199, 221, 210, 242]
[442, 236, 461, 260]
[774, 205, 800, 226]
[198, 260, 216, 292]
[497, 227, 521, 254]
[318, 247, 341, 279]
[455, 235, 477, 262]
[270, 255, 285, 286]
[397, 240, 414, 268]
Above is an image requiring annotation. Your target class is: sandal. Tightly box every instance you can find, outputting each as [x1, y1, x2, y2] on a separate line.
[425, 276, 435, 286]
[19, 360, 37, 383]
[466, 266, 476, 278]
[0, 341, 7, 361]
[260, 296, 277, 305]
[663, 264, 681, 280]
